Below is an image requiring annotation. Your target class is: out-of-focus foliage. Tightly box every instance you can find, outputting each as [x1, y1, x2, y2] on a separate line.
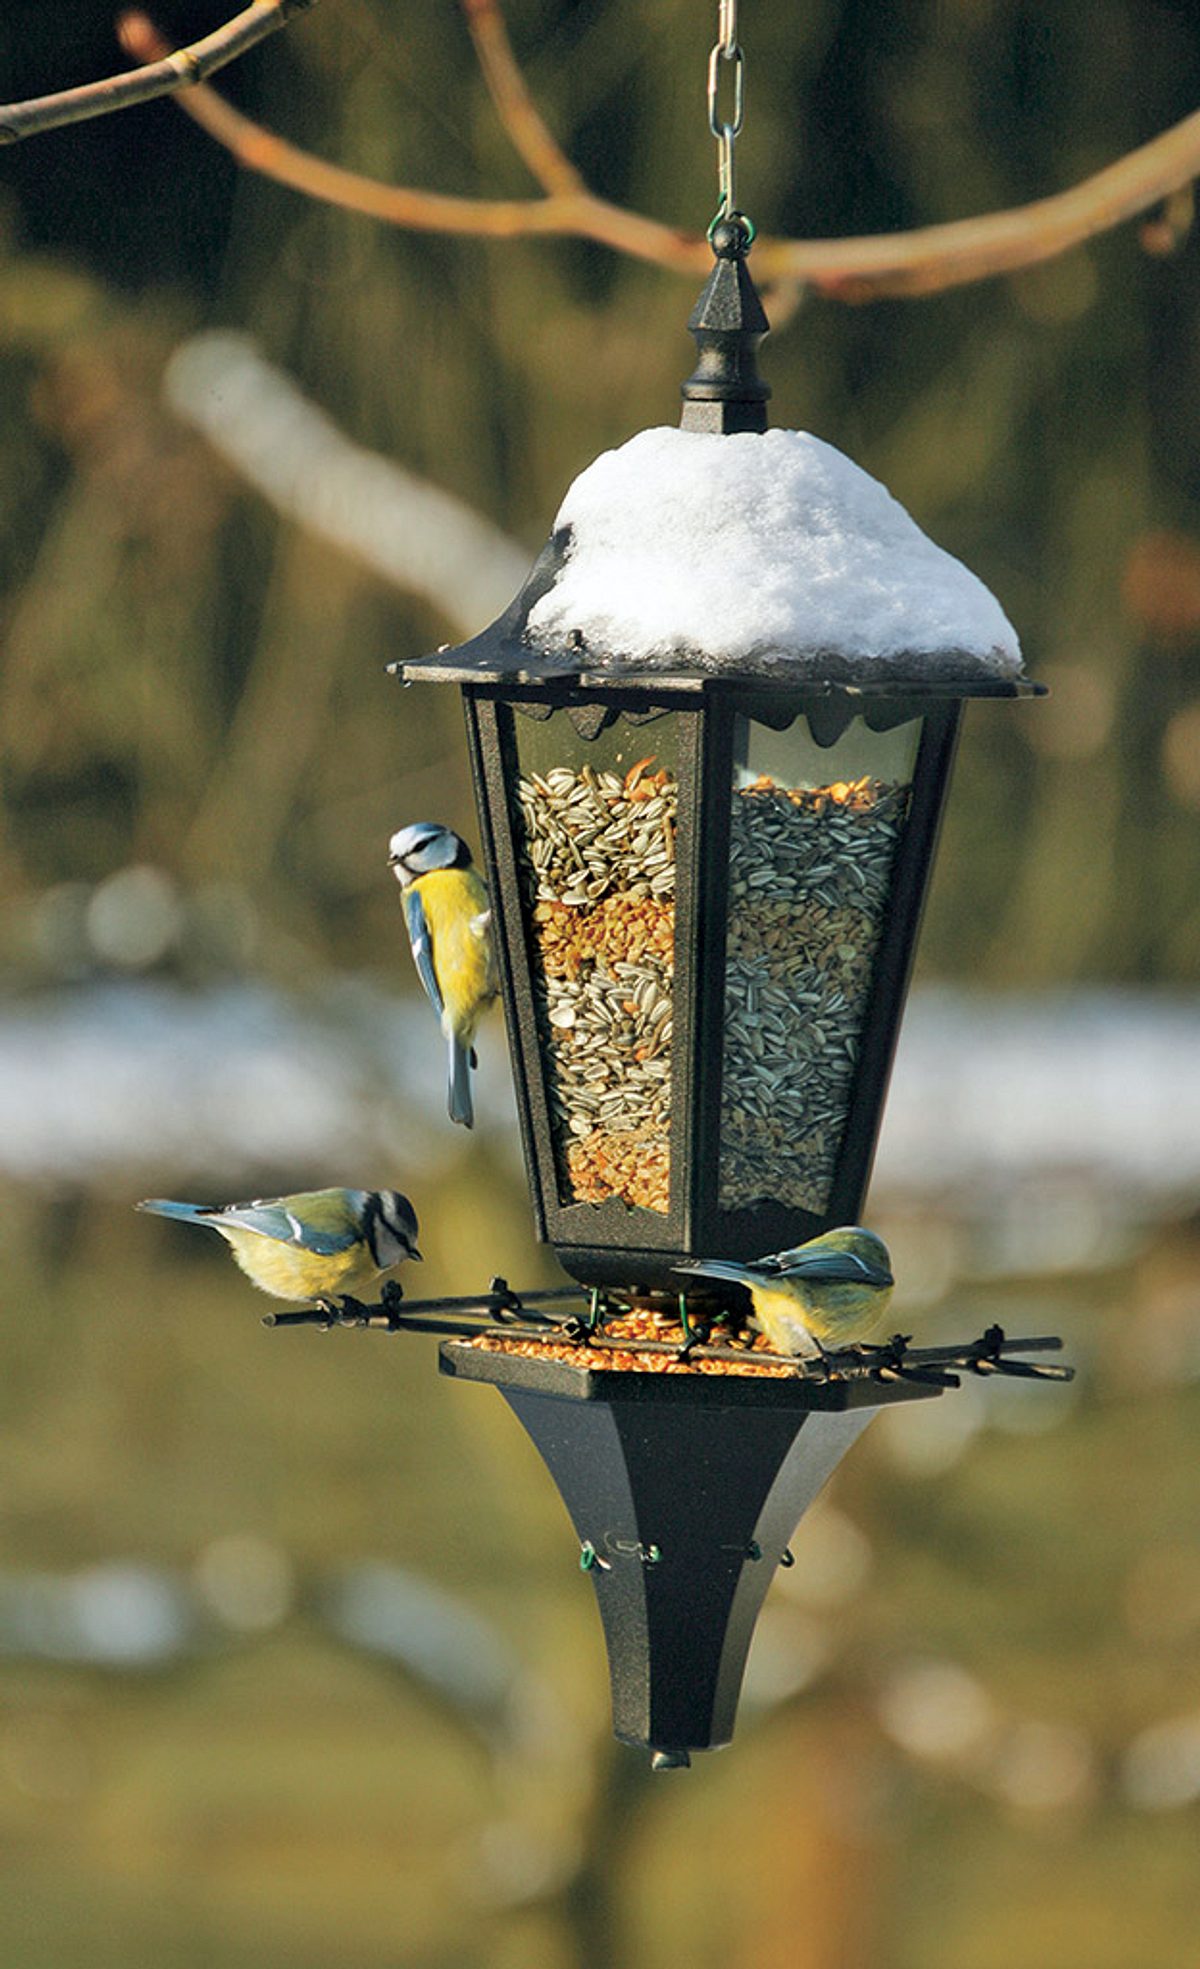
[2, 0, 1200, 988]
[1, 4, 1199, 1967]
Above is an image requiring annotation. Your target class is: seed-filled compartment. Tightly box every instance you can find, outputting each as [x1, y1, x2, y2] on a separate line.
[512, 713, 677, 1214]
[720, 714, 919, 1215]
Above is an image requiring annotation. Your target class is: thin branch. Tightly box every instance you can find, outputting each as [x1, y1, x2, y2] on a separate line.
[0, 0, 317, 146]
[122, 10, 1200, 301]
[461, 0, 583, 198]
[119, 12, 703, 267]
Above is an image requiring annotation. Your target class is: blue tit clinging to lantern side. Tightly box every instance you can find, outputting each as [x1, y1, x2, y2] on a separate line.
[388, 822, 497, 1129]
[677, 1227, 894, 1357]
[136, 1188, 421, 1305]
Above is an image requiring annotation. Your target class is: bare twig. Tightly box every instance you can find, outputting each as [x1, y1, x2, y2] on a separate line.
[2, 1, 1184, 300]
[0, 0, 317, 146]
[120, 11, 703, 267]
[461, 0, 583, 198]
[119, 9, 1200, 301]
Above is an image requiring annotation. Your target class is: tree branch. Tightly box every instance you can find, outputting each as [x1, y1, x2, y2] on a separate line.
[63, 7, 1200, 301]
[461, 0, 583, 198]
[0, 0, 317, 146]
[119, 11, 705, 267]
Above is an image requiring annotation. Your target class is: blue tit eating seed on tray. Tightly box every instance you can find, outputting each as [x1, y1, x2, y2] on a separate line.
[678, 1226, 895, 1357]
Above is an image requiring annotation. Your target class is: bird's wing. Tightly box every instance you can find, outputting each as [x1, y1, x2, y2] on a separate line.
[675, 1260, 761, 1288]
[771, 1247, 884, 1285]
[205, 1199, 361, 1256]
[404, 885, 444, 1019]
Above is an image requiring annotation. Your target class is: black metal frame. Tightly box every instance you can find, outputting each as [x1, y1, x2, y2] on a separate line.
[462, 673, 1037, 1292]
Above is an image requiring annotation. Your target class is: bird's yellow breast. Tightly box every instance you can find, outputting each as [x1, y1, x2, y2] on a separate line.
[218, 1227, 380, 1303]
[414, 867, 496, 1041]
[750, 1278, 892, 1354]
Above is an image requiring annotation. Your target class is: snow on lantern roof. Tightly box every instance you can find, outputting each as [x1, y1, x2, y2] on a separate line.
[399, 425, 1026, 693]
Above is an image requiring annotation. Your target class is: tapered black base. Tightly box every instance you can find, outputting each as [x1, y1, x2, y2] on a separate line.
[440, 1341, 938, 1761]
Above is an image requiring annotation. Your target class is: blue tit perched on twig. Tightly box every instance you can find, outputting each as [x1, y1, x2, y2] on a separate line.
[388, 821, 497, 1129]
[136, 1188, 421, 1307]
[677, 1226, 894, 1358]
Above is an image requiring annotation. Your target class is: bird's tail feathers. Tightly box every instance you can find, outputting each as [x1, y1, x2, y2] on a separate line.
[448, 1031, 474, 1128]
[136, 1198, 208, 1222]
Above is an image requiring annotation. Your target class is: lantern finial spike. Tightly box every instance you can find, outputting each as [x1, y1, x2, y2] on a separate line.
[680, 222, 771, 434]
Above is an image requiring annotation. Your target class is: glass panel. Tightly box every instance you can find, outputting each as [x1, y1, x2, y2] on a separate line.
[510, 709, 677, 1214]
[719, 714, 920, 1215]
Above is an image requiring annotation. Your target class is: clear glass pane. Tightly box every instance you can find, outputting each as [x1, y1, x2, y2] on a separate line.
[510, 710, 678, 1214]
[719, 714, 920, 1215]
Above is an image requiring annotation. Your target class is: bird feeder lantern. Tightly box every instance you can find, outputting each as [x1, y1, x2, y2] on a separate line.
[389, 228, 1053, 1770]
[397, 232, 1042, 1299]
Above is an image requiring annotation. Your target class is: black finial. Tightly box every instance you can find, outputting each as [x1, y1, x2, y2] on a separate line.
[679, 223, 771, 434]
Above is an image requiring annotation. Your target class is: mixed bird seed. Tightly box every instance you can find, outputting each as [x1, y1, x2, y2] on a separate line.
[469, 1311, 794, 1378]
[515, 756, 676, 1213]
[515, 753, 909, 1217]
[720, 774, 910, 1213]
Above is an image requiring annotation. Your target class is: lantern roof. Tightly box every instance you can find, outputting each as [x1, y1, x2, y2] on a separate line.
[398, 424, 1031, 696]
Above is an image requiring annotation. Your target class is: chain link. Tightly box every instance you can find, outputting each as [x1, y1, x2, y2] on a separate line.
[706, 0, 747, 235]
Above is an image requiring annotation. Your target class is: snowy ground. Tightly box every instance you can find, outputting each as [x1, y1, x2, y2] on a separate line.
[1, 978, 1194, 1256]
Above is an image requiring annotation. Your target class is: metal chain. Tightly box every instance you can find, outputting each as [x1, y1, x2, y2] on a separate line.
[706, 0, 751, 239]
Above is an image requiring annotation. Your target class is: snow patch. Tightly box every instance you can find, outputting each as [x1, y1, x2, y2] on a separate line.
[524, 427, 1022, 678]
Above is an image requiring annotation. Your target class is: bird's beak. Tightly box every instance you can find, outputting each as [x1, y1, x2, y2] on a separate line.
[387, 852, 402, 868]
[410, 1245, 423, 1262]
[871, 1265, 895, 1288]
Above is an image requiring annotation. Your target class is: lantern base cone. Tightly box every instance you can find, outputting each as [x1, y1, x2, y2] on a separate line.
[441, 1340, 937, 1761]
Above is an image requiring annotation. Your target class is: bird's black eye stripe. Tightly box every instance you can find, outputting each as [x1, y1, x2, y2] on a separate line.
[361, 1193, 383, 1267]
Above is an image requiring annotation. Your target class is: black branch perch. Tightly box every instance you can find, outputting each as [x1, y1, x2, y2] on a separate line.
[263, 1280, 1074, 1385]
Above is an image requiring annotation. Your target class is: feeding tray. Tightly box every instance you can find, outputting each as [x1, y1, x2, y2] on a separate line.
[439, 1331, 939, 1410]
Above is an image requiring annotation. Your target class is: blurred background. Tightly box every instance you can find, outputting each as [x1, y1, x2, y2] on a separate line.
[2, 2, 1200, 1964]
